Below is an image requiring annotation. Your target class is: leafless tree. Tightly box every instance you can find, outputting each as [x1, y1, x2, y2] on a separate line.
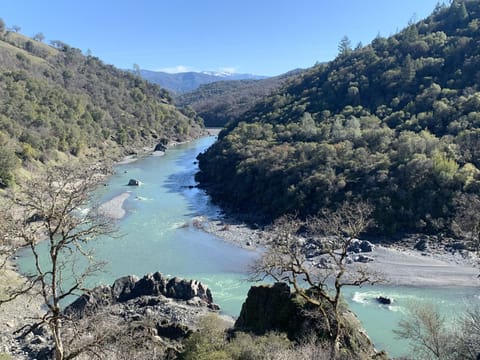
[394, 302, 454, 360]
[394, 301, 480, 360]
[0, 164, 116, 360]
[454, 305, 480, 360]
[61, 308, 167, 360]
[250, 201, 382, 358]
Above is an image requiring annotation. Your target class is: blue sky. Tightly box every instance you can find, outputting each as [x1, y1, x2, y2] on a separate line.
[2, 1, 443, 76]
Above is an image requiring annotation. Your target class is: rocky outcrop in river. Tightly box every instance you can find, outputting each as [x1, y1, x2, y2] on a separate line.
[235, 282, 388, 360]
[65, 272, 218, 316]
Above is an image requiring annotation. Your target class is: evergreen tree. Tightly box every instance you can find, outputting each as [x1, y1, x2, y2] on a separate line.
[338, 36, 352, 56]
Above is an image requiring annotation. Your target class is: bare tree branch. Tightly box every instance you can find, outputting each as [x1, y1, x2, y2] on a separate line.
[249, 200, 382, 358]
[0, 164, 116, 360]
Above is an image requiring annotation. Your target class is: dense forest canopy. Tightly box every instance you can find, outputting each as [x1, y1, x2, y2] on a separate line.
[196, 0, 480, 235]
[0, 28, 203, 187]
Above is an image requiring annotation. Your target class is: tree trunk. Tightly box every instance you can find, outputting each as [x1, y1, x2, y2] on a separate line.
[329, 310, 341, 359]
[52, 320, 64, 360]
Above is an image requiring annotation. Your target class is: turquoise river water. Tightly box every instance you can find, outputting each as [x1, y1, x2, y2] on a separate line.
[17, 136, 480, 359]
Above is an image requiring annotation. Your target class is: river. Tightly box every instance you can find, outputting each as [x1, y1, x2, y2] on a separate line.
[17, 135, 480, 358]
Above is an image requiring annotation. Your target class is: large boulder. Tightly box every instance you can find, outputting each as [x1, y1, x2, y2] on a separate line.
[414, 236, 430, 251]
[376, 296, 393, 305]
[235, 282, 387, 359]
[154, 142, 167, 152]
[359, 240, 374, 252]
[235, 283, 302, 339]
[131, 271, 168, 298]
[166, 277, 213, 304]
[112, 275, 139, 302]
[448, 242, 467, 251]
[127, 178, 141, 186]
[353, 254, 374, 263]
[156, 320, 192, 340]
[64, 285, 113, 317]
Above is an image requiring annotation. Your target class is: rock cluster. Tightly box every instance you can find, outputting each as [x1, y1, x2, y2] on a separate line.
[348, 239, 374, 253]
[21, 273, 220, 359]
[347, 239, 375, 263]
[65, 272, 217, 317]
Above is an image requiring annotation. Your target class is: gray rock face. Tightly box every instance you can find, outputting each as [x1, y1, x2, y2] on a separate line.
[235, 283, 300, 338]
[63, 285, 113, 318]
[112, 275, 139, 301]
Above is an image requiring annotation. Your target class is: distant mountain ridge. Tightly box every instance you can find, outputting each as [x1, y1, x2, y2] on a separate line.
[139, 69, 267, 93]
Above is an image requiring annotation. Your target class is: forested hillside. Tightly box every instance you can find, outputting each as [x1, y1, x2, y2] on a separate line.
[177, 70, 302, 127]
[196, 0, 480, 234]
[0, 28, 203, 187]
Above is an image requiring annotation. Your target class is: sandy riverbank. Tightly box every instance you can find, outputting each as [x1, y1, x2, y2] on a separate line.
[191, 215, 267, 250]
[366, 245, 479, 287]
[194, 214, 480, 288]
[98, 192, 131, 220]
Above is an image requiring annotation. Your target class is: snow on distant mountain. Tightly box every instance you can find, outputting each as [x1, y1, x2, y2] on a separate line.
[139, 69, 267, 93]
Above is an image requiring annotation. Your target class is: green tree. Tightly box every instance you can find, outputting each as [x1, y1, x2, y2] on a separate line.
[0, 146, 18, 188]
[452, 193, 480, 254]
[133, 63, 141, 77]
[450, 0, 468, 22]
[338, 36, 352, 56]
[32, 32, 45, 42]
[180, 314, 230, 360]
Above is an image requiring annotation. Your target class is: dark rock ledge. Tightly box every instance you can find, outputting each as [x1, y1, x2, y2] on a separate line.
[65, 272, 219, 317]
[21, 273, 222, 359]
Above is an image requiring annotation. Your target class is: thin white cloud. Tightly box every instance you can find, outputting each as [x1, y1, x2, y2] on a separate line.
[157, 65, 195, 73]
